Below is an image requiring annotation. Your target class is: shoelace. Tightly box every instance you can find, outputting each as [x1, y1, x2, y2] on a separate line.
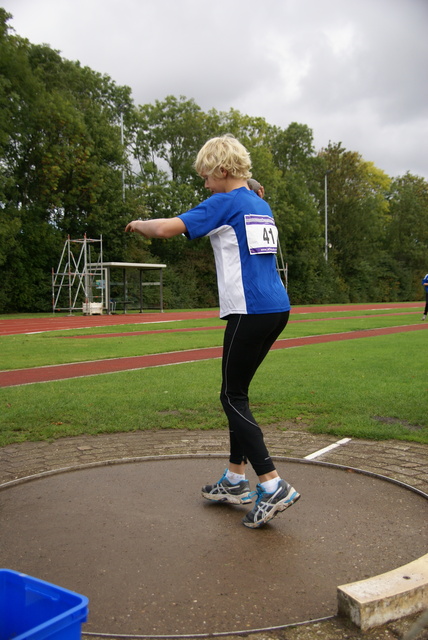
[248, 485, 265, 502]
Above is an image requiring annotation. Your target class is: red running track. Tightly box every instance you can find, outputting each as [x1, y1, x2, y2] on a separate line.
[0, 303, 423, 337]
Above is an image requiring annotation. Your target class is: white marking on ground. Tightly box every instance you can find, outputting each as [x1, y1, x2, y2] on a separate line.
[304, 437, 352, 460]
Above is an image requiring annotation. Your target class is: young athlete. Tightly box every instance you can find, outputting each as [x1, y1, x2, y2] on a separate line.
[125, 134, 300, 528]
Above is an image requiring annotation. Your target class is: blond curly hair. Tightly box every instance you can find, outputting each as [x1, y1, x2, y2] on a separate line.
[194, 134, 252, 180]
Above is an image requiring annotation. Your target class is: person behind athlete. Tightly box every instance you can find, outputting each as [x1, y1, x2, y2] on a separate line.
[247, 178, 265, 199]
[125, 134, 300, 528]
[422, 273, 428, 321]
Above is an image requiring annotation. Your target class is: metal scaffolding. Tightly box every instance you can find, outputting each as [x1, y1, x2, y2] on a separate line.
[52, 235, 105, 315]
[276, 241, 288, 289]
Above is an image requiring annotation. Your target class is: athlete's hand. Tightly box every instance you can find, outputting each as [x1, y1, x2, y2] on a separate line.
[125, 220, 147, 236]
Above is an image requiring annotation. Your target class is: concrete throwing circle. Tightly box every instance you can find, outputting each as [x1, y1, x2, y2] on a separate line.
[1, 456, 427, 636]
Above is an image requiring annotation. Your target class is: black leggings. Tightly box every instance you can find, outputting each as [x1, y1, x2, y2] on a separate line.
[220, 311, 289, 477]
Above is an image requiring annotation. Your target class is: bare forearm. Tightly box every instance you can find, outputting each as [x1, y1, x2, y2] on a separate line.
[125, 217, 186, 239]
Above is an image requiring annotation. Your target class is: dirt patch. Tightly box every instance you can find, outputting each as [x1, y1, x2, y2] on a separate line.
[264, 420, 313, 433]
[373, 415, 423, 431]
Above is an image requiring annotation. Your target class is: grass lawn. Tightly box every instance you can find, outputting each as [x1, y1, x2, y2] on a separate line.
[0, 306, 427, 447]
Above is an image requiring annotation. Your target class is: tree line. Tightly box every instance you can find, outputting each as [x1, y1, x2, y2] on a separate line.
[1, 8, 427, 313]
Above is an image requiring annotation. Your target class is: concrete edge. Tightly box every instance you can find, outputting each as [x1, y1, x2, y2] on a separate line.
[337, 554, 428, 630]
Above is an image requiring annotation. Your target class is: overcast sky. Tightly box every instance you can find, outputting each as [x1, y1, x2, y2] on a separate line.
[4, 0, 428, 180]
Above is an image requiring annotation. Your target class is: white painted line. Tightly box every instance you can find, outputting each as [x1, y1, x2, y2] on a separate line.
[304, 437, 352, 460]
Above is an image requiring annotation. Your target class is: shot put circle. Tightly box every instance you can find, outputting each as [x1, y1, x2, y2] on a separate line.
[1, 456, 427, 636]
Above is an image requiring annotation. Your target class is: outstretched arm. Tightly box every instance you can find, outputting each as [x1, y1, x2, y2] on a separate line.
[125, 217, 187, 239]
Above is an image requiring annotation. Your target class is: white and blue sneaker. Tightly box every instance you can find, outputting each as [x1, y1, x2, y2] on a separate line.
[202, 470, 253, 505]
[242, 479, 300, 528]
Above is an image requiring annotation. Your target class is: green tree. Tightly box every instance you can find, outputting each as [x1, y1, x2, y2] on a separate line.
[132, 96, 207, 184]
[265, 123, 329, 303]
[3, 9, 427, 311]
[318, 142, 391, 301]
[386, 172, 428, 299]
[0, 11, 135, 311]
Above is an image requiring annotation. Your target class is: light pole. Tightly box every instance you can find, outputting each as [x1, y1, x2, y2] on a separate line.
[324, 170, 332, 261]
[120, 112, 125, 202]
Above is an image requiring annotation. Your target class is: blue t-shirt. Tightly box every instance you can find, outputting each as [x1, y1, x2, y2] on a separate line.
[423, 274, 428, 299]
[178, 187, 290, 318]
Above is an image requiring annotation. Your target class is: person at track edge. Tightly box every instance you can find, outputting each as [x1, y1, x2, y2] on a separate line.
[422, 273, 428, 320]
[125, 134, 300, 528]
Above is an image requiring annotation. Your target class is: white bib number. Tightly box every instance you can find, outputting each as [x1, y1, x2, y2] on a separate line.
[244, 215, 278, 255]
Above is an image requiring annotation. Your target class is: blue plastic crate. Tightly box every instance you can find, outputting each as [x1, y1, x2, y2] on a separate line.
[0, 570, 88, 640]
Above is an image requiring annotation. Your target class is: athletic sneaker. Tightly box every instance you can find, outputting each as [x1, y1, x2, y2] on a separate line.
[242, 479, 300, 528]
[201, 470, 253, 505]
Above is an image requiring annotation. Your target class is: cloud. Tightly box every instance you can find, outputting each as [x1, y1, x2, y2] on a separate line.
[4, 0, 428, 179]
